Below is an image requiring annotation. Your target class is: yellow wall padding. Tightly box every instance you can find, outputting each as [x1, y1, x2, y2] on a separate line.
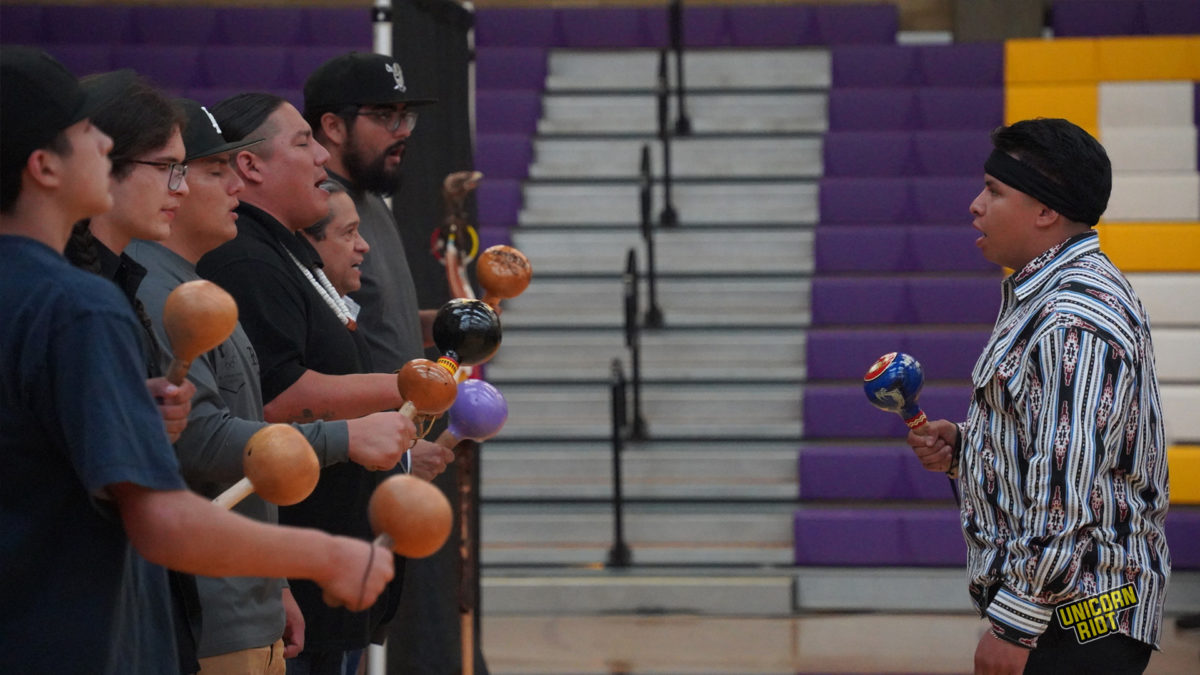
[1096, 36, 1200, 81]
[1006, 38, 1098, 83]
[1168, 446, 1200, 505]
[1096, 223, 1200, 272]
[1005, 83, 1099, 136]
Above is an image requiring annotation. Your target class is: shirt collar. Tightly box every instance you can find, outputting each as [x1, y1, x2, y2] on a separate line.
[1009, 231, 1100, 302]
[236, 201, 324, 268]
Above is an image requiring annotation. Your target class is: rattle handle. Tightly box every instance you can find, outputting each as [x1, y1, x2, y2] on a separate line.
[322, 534, 394, 608]
[213, 477, 253, 509]
[166, 358, 191, 387]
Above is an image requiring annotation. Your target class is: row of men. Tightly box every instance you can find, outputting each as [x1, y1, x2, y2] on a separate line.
[1, 47, 468, 675]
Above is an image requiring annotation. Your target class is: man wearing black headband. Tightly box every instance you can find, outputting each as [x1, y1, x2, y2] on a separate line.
[906, 118, 1169, 674]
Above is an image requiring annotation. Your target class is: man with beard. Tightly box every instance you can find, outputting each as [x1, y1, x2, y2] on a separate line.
[303, 52, 436, 375]
[303, 53, 474, 675]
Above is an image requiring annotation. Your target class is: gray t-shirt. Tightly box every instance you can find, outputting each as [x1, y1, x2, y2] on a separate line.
[129, 239, 350, 657]
[334, 175, 426, 373]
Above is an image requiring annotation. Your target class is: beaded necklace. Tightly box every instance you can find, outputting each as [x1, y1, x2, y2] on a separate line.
[285, 248, 357, 331]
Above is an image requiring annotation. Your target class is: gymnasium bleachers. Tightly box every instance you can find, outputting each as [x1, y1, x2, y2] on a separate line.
[2, 1, 1197, 604]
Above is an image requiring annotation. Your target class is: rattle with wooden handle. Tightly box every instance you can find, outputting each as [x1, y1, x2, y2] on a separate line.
[476, 245, 532, 310]
[162, 279, 238, 386]
[322, 474, 452, 607]
[213, 424, 320, 509]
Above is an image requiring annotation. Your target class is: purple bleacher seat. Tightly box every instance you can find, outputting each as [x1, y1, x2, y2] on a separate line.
[1052, 0, 1144, 37]
[475, 134, 533, 180]
[911, 176, 982, 224]
[831, 45, 918, 87]
[727, 5, 818, 47]
[814, 226, 909, 273]
[805, 327, 989, 381]
[0, 5, 44, 44]
[907, 225, 999, 274]
[912, 130, 992, 176]
[820, 177, 912, 224]
[1143, 1, 1200, 36]
[186, 87, 302, 112]
[129, 7, 217, 45]
[918, 43, 1004, 87]
[474, 8, 561, 47]
[42, 6, 132, 45]
[814, 225, 997, 274]
[201, 48, 290, 89]
[823, 131, 914, 177]
[813, 4, 899, 45]
[798, 445, 954, 501]
[810, 275, 998, 326]
[302, 8, 372, 48]
[215, 8, 304, 47]
[643, 6, 729, 48]
[560, 7, 648, 48]
[475, 178, 522, 228]
[793, 507, 965, 566]
[1166, 508, 1200, 569]
[810, 276, 908, 325]
[917, 87, 1004, 131]
[802, 383, 972, 439]
[46, 45, 114, 79]
[909, 276, 999, 325]
[827, 88, 919, 131]
[288, 47, 355, 96]
[112, 45, 203, 92]
[794, 508, 902, 565]
[476, 90, 542, 135]
[478, 225, 514, 252]
[476, 47, 548, 91]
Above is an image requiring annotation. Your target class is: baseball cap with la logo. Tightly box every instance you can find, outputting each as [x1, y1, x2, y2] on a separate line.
[303, 51, 436, 117]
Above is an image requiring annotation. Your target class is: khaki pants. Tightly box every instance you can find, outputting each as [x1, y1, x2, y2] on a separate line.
[196, 639, 286, 675]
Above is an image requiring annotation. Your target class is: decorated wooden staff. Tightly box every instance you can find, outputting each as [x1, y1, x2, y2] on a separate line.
[212, 424, 321, 509]
[162, 279, 238, 385]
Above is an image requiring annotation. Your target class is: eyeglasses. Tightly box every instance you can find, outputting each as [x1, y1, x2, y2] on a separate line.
[355, 108, 418, 134]
[127, 159, 189, 191]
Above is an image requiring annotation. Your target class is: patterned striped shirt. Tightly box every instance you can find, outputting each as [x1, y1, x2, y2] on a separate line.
[953, 231, 1170, 648]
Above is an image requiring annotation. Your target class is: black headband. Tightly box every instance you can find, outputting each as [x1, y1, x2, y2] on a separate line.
[984, 149, 1100, 226]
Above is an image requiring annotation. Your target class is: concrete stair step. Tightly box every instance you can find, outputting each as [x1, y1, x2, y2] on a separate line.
[490, 381, 803, 441]
[487, 328, 805, 382]
[520, 180, 818, 225]
[546, 48, 831, 92]
[480, 503, 798, 566]
[528, 135, 823, 180]
[481, 445, 798, 500]
[510, 228, 815, 275]
[501, 277, 811, 329]
[538, 91, 828, 135]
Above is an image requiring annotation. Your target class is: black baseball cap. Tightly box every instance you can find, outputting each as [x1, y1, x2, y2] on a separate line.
[175, 98, 263, 162]
[303, 51, 436, 116]
[0, 47, 133, 175]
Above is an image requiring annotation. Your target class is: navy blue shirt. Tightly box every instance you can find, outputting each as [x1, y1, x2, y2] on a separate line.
[0, 235, 186, 673]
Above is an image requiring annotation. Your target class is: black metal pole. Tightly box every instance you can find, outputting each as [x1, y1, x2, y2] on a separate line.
[639, 145, 664, 328]
[656, 49, 679, 227]
[623, 249, 648, 439]
[606, 359, 632, 567]
[669, 0, 691, 135]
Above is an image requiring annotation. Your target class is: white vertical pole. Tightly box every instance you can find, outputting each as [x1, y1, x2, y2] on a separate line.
[367, 4, 392, 674]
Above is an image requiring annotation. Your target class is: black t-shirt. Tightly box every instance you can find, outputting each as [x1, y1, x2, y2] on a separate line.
[197, 202, 403, 654]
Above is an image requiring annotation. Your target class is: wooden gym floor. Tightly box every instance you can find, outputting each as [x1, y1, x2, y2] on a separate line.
[481, 612, 1200, 674]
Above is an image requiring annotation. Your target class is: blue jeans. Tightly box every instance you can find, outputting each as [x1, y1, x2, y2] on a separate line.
[285, 648, 363, 675]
